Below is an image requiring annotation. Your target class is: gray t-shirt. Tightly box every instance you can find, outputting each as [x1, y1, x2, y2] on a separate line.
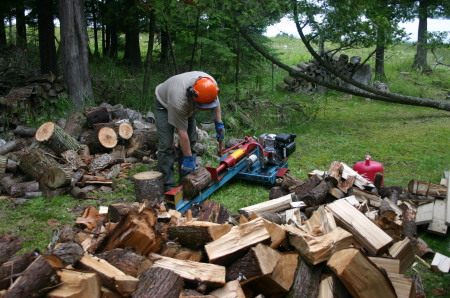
[155, 71, 217, 130]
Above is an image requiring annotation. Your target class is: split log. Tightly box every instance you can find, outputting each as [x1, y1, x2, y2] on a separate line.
[18, 148, 61, 181]
[368, 257, 401, 274]
[181, 168, 212, 200]
[193, 200, 230, 224]
[167, 222, 231, 249]
[408, 180, 447, 198]
[415, 202, 434, 225]
[64, 111, 87, 140]
[76, 205, 105, 230]
[133, 171, 164, 203]
[0, 235, 24, 265]
[302, 205, 337, 236]
[61, 150, 87, 170]
[327, 248, 397, 298]
[97, 248, 152, 277]
[76, 254, 138, 296]
[0, 251, 37, 290]
[286, 225, 352, 265]
[375, 216, 403, 243]
[288, 174, 322, 197]
[387, 273, 416, 298]
[107, 202, 140, 222]
[245, 252, 299, 296]
[226, 243, 281, 283]
[45, 242, 84, 268]
[300, 180, 333, 206]
[401, 201, 417, 238]
[262, 219, 287, 249]
[287, 256, 324, 298]
[5, 255, 59, 298]
[150, 253, 226, 288]
[47, 269, 101, 298]
[352, 187, 382, 207]
[388, 238, 415, 274]
[205, 217, 271, 265]
[159, 242, 203, 262]
[379, 200, 396, 220]
[35, 122, 81, 155]
[86, 106, 110, 126]
[132, 267, 184, 298]
[95, 206, 162, 256]
[427, 198, 447, 235]
[238, 194, 294, 217]
[209, 281, 245, 298]
[326, 199, 393, 256]
[431, 252, 450, 273]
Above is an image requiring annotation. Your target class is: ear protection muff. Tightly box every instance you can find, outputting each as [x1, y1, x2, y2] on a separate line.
[187, 86, 198, 97]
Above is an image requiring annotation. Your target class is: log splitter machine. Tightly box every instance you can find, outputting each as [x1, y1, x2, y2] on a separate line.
[175, 133, 296, 212]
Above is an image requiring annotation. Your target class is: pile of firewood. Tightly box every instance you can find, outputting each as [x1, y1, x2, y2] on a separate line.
[0, 102, 218, 202]
[277, 54, 372, 94]
[1, 160, 448, 297]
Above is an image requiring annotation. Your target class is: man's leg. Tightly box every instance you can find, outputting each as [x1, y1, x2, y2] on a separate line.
[155, 100, 175, 191]
[177, 115, 198, 182]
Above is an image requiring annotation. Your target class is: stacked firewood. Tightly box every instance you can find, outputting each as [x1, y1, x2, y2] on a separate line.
[0, 74, 67, 128]
[277, 54, 368, 94]
[1, 161, 448, 297]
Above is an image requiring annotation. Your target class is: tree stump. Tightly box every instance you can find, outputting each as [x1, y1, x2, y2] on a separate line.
[133, 171, 165, 203]
[18, 148, 61, 181]
[181, 167, 212, 200]
[132, 267, 184, 298]
[35, 122, 81, 155]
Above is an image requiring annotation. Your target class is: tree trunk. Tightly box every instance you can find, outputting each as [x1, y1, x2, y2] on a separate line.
[15, 0, 27, 48]
[143, 9, 156, 96]
[37, 0, 57, 75]
[122, 0, 142, 69]
[375, 26, 386, 81]
[189, 7, 201, 71]
[91, 0, 99, 57]
[59, 0, 93, 109]
[412, 0, 430, 72]
[0, 16, 6, 48]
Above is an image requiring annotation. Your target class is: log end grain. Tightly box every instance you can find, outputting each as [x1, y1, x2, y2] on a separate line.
[98, 127, 118, 149]
[35, 122, 55, 142]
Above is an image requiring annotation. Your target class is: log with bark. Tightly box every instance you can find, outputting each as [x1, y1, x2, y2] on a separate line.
[181, 167, 212, 200]
[132, 267, 184, 298]
[35, 122, 81, 155]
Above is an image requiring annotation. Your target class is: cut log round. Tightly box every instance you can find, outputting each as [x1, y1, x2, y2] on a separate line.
[98, 127, 118, 149]
[133, 267, 184, 298]
[35, 122, 81, 155]
[133, 171, 165, 203]
[181, 167, 212, 200]
[45, 166, 72, 189]
[117, 122, 133, 140]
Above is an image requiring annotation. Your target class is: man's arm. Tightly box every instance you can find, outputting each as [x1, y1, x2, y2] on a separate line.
[177, 129, 192, 156]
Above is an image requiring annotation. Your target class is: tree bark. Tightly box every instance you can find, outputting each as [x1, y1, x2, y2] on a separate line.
[37, 0, 57, 75]
[122, 0, 142, 69]
[143, 9, 156, 96]
[133, 267, 184, 298]
[15, 0, 27, 48]
[59, 0, 93, 109]
[412, 0, 430, 72]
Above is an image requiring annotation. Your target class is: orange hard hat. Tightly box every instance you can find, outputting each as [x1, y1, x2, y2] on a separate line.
[192, 77, 219, 109]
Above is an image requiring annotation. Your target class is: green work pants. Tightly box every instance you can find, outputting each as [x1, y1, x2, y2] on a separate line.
[154, 100, 197, 191]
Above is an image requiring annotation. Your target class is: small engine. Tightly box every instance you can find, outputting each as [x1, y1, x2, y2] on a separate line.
[259, 133, 296, 166]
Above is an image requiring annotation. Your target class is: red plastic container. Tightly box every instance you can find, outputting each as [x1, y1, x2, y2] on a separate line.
[353, 154, 384, 186]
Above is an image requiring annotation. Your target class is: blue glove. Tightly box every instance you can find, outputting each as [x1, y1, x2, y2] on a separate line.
[215, 121, 225, 141]
[181, 156, 196, 176]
